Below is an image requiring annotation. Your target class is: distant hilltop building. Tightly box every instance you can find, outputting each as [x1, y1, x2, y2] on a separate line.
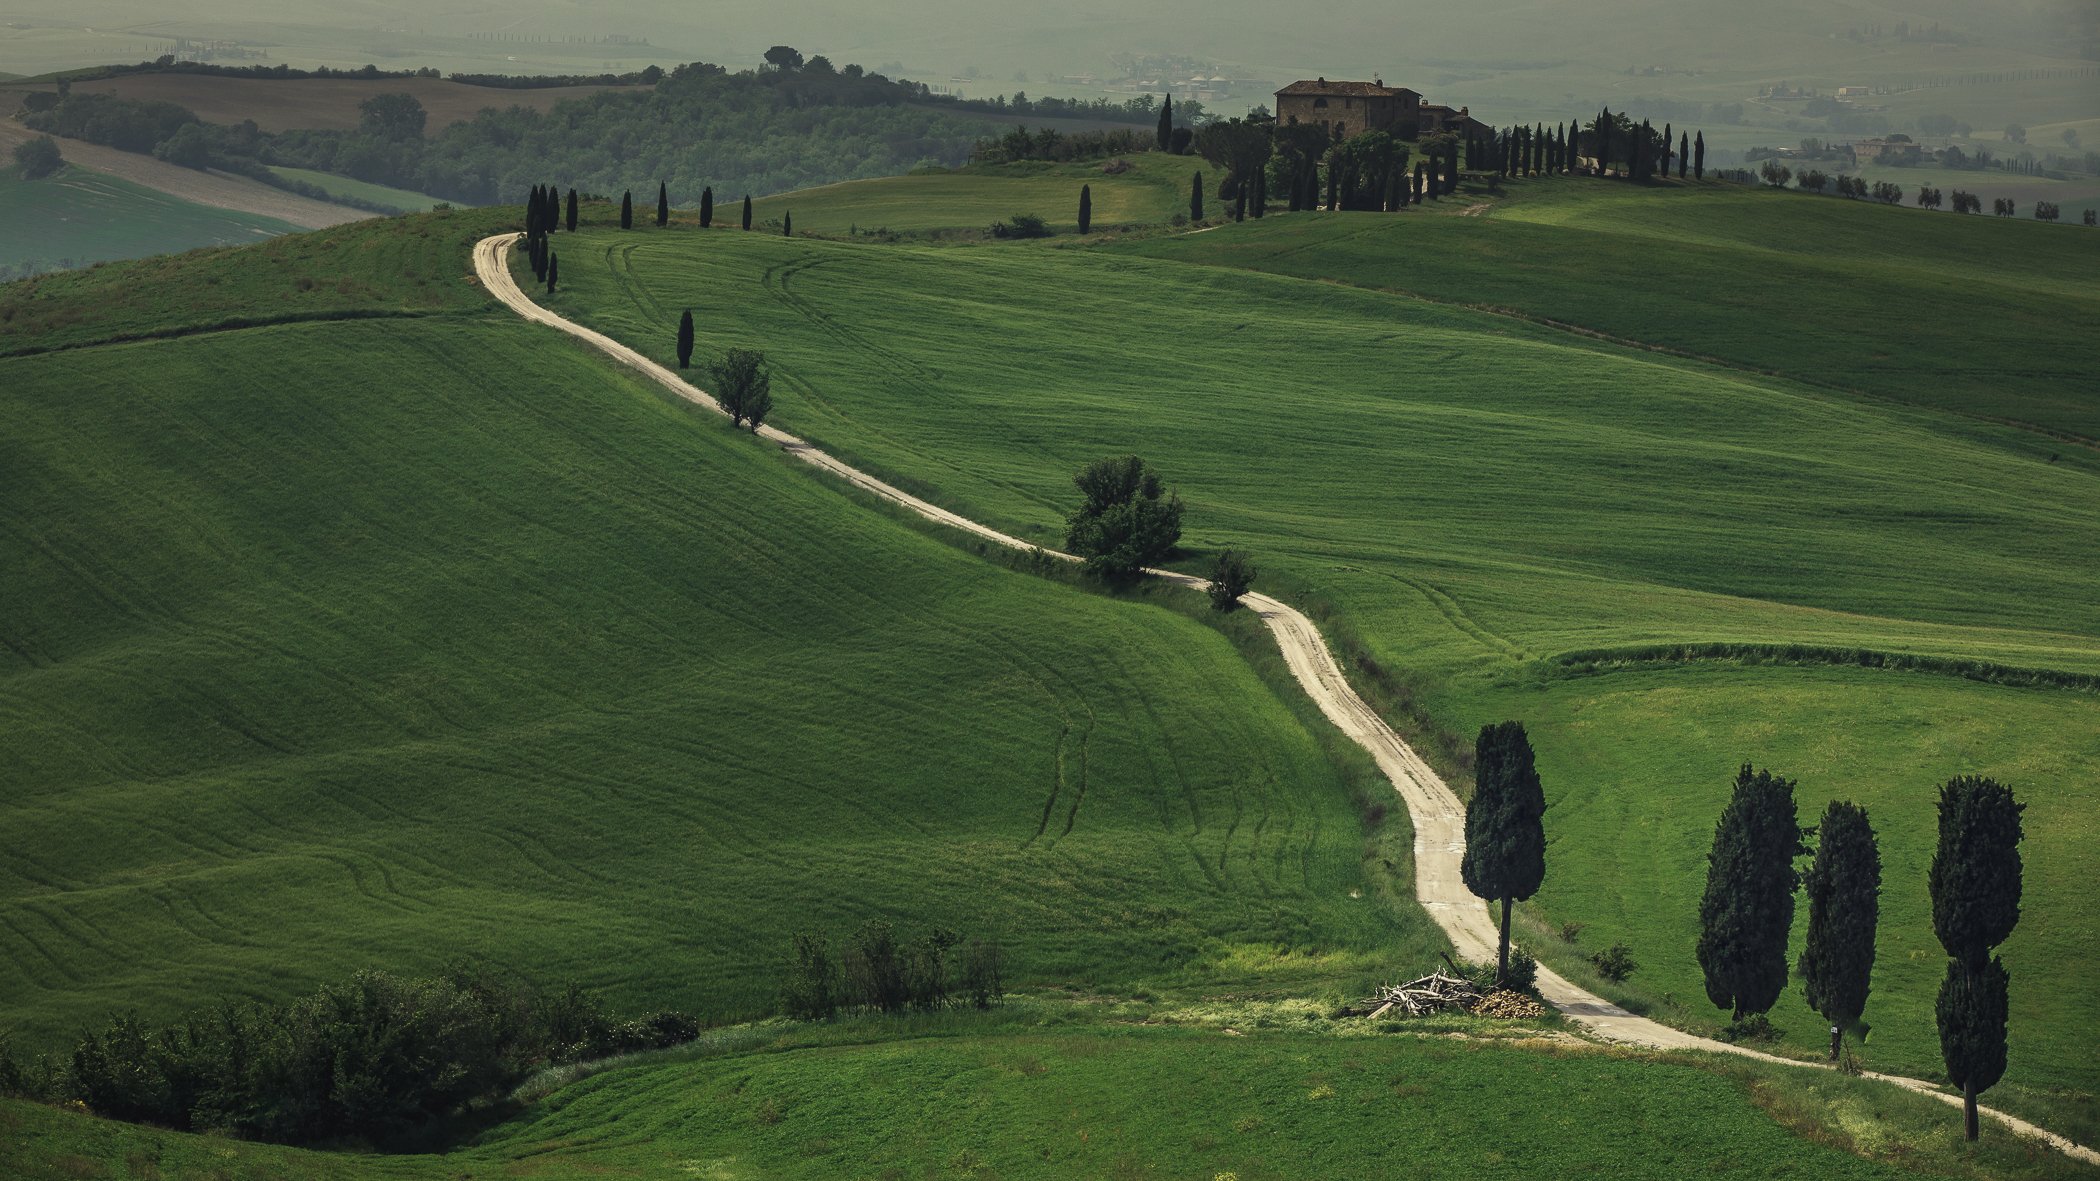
[1275, 78, 1485, 141]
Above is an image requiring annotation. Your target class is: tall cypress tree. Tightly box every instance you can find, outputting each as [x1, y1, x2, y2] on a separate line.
[1798, 800, 1881, 1059]
[1694, 130, 1706, 179]
[1679, 132, 1689, 179]
[1157, 93, 1173, 151]
[527, 184, 542, 237]
[1079, 183, 1092, 233]
[783, 210, 792, 236]
[620, 190, 633, 229]
[676, 308, 695, 369]
[566, 188, 578, 232]
[1662, 122, 1673, 175]
[544, 184, 558, 231]
[1252, 169, 1267, 218]
[1192, 171, 1204, 220]
[1696, 765, 1808, 1022]
[1460, 721, 1547, 984]
[1232, 180, 1246, 221]
[545, 251, 557, 293]
[1597, 107, 1612, 175]
[657, 181, 669, 227]
[1930, 776, 2023, 1140]
[742, 194, 753, 231]
[700, 186, 714, 228]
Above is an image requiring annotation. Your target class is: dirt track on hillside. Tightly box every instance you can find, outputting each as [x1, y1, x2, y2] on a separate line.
[471, 231, 2098, 1167]
[0, 121, 367, 230]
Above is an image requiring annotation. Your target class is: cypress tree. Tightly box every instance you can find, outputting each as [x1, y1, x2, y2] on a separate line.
[620, 190, 633, 229]
[1930, 775, 2023, 1139]
[1694, 131, 1705, 179]
[1252, 169, 1266, 218]
[1798, 800, 1881, 1059]
[742, 194, 753, 231]
[676, 308, 695, 369]
[1662, 122, 1673, 175]
[1326, 161, 1339, 210]
[1642, 119, 1655, 179]
[1157, 93, 1173, 151]
[784, 210, 792, 236]
[566, 188, 578, 232]
[526, 184, 542, 237]
[1679, 132, 1689, 179]
[1192, 170, 1204, 220]
[1459, 721, 1547, 984]
[1597, 108, 1612, 175]
[701, 186, 714, 228]
[1696, 765, 1808, 1021]
[1079, 184, 1092, 233]
[544, 184, 558, 231]
[546, 251, 557, 293]
[657, 181, 669, 227]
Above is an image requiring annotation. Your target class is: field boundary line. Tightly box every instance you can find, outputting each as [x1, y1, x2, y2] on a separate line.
[0, 308, 459, 360]
[472, 231, 2098, 1166]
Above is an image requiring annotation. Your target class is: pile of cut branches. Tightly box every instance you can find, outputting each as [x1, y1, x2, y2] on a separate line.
[1337, 971, 1483, 1019]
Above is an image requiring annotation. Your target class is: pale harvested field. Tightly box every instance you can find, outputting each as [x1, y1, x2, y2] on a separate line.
[0, 120, 365, 228]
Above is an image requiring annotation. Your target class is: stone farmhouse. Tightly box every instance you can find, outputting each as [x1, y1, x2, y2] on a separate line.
[1275, 78, 1485, 142]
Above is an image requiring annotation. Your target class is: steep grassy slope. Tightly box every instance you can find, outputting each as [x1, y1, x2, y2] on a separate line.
[549, 193, 2100, 1101]
[13, 1016, 2080, 1181]
[0, 164, 296, 277]
[1129, 180, 2100, 440]
[0, 224, 1432, 1051]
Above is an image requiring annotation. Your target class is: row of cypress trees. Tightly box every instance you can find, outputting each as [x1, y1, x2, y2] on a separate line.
[1462, 721, 2025, 1142]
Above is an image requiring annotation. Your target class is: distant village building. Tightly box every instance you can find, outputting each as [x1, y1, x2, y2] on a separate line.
[1275, 78, 1421, 140]
[1418, 103, 1487, 138]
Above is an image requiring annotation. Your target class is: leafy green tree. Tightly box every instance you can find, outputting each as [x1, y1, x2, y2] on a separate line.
[844, 920, 906, 1012]
[1078, 184, 1092, 233]
[1798, 800, 1881, 1058]
[742, 194, 753, 230]
[1696, 765, 1809, 1021]
[152, 123, 214, 169]
[566, 187, 578, 231]
[1460, 721, 1548, 984]
[709, 348, 772, 429]
[656, 181, 669, 226]
[357, 93, 426, 141]
[1063, 456, 1183, 581]
[1157, 92, 1173, 151]
[676, 309, 695, 369]
[782, 933, 838, 1020]
[1207, 550, 1256, 610]
[700, 186, 713, 228]
[1929, 774, 2023, 1139]
[1191, 170, 1204, 220]
[764, 45, 804, 71]
[620, 190, 632, 229]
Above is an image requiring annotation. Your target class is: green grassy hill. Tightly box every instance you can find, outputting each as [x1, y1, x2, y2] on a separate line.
[268, 166, 454, 214]
[0, 163, 297, 279]
[6, 1012, 2075, 1181]
[0, 210, 1433, 1053]
[543, 173, 2100, 1117]
[747, 151, 1194, 236]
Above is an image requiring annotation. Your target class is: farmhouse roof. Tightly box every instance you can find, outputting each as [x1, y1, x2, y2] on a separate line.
[1277, 78, 1417, 98]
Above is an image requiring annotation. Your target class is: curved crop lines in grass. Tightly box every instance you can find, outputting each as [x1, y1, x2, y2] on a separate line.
[473, 233, 2100, 1166]
[1396, 574, 1526, 661]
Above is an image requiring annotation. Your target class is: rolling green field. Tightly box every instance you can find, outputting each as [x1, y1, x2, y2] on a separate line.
[269, 166, 455, 213]
[544, 176, 2100, 1109]
[746, 150, 1195, 236]
[0, 164, 296, 278]
[0, 217, 1436, 1054]
[7, 1015, 2081, 1181]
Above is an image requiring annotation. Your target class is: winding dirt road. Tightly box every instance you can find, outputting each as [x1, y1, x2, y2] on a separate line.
[472, 232, 2097, 1166]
